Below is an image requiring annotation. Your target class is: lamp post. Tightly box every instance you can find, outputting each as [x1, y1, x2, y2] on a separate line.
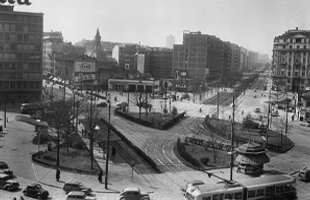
[37, 119, 41, 154]
[200, 85, 202, 101]
[164, 81, 168, 112]
[105, 94, 111, 189]
[139, 80, 142, 120]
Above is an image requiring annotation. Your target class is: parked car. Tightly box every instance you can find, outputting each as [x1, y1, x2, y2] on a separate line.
[96, 102, 108, 107]
[63, 181, 92, 195]
[0, 173, 19, 191]
[66, 191, 97, 200]
[299, 167, 310, 181]
[253, 94, 257, 98]
[180, 180, 205, 196]
[23, 183, 49, 199]
[118, 187, 150, 200]
[0, 161, 13, 177]
[255, 108, 261, 113]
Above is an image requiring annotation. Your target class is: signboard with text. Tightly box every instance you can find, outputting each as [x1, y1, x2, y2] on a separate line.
[0, 0, 31, 5]
[174, 69, 188, 91]
[74, 73, 96, 82]
[75, 61, 96, 73]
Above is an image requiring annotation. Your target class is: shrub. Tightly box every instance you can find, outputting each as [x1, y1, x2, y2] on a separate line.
[200, 156, 210, 166]
[171, 106, 178, 116]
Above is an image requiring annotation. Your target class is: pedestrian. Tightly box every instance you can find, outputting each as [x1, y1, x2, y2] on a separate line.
[0, 125, 3, 134]
[56, 167, 60, 182]
[199, 108, 202, 113]
[81, 129, 84, 137]
[13, 197, 17, 200]
[98, 169, 103, 183]
[112, 147, 116, 157]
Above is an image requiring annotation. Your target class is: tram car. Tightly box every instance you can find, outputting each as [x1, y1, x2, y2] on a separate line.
[182, 174, 297, 200]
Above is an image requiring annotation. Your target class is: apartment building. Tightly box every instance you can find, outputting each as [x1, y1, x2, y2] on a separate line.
[0, 5, 43, 102]
[272, 28, 310, 93]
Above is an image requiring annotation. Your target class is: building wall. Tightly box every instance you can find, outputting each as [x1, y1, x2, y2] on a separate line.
[0, 5, 43, 102]
[231, 43, 241, 72]
[272, 28, 310, 93]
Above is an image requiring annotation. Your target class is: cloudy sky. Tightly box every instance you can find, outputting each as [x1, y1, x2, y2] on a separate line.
[11, 0, 310, 57]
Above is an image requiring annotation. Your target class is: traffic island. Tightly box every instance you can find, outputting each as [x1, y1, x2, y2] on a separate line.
[32, 146, 101, 175]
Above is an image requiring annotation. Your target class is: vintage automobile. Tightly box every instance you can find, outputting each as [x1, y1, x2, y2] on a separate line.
[299, 167, 310, 181]
[23, 183, 49, 199]
[118, 187, 150, 200]
[66, 191, 97, 200]
[0, 173, 19, 191]
[180, 180, 205, 196]
[0, 161, 13, 177]
[63, 181, 92, 195]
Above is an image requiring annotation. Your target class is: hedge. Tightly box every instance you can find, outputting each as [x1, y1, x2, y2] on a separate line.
[114, 110, 186, 130]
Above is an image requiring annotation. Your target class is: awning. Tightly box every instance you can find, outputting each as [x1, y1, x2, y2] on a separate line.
[15, 115, 48, 128]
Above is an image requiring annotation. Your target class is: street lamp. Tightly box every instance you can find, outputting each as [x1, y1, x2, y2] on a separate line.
[105, 94, 111, 189]
[37, 119, 41, 154]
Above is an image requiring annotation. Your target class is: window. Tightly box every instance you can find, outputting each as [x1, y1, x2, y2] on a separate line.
[256, 189, 264, 197]
[276, 185, 284, 193]
[5, 33, 10, 41]
[23, 33, 29, 42]
[17, 33, 23, 41]
[248, 190, 256, 198]
[23, 25, 28, 32]
[233, 192, 242, 200]
[212, 194, 223, 200]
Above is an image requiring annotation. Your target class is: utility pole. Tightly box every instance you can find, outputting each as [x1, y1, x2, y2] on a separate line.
[217, 83, 220, 118]
[127, 88, 130, 113]
[230, 96, 235, 182]
[4, 94, 7, 128]
[89, 86, 94, 169]
[105, 95, 111, 189]
[285, 91, 289, 134]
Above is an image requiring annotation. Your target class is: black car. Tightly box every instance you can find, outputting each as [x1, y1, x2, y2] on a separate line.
[96, 102, 107, 107]
[23, 183, 49, 199]
[0, 161, 13, 177]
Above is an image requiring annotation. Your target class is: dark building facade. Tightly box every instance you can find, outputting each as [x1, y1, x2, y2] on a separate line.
[173, 31, 224, 90]
[0, 5, 43, 102]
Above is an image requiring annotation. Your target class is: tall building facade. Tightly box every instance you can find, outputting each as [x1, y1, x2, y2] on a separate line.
[173, 31, 224, 89]
[0, 5, 43, 102]
[272, 28, 310, 93]
[166, 34, 175, 49]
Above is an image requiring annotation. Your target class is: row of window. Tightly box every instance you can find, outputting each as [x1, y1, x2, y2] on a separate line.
[0, 14, 42, 24]
[0, 43, 41, 52]
[0, 53, 42, 61]
[0, 81, 41, 89]
[0, 72, 41, 80]
[0, 23, 42, 33]
[0, 62, 41, 71]
[0, 32, 42, 43]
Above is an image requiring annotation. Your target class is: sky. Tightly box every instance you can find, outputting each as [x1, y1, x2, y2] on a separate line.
[8, 0, 310, 57]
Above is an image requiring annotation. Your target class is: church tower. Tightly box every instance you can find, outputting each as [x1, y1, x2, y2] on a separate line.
[94, 28, 102, 54]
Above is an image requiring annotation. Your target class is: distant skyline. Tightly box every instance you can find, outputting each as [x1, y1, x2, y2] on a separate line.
[8, 0, 310, 57]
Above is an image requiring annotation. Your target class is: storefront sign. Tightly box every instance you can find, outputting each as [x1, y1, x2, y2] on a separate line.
[0, 0, 31, 5]
[75, 61, 96, 73]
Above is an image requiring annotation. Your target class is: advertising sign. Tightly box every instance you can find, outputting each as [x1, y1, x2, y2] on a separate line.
[137, 54, 145, 74]
[174, 69, 188, 91]
[75, 62, 96, 73]
[0, 0, 31, 5]
[75, 74, 96, 82]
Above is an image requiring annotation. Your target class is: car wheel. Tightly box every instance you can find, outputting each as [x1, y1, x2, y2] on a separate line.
[119, 197, 127, 200]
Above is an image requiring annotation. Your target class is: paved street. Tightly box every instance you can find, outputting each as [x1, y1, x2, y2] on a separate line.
[1, 78, 310, 199]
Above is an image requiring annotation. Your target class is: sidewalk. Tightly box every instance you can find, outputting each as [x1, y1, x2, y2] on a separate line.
[32, 119, 153, 194]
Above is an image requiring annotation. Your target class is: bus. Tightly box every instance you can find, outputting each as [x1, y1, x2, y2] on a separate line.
[183, 174, 297, 200]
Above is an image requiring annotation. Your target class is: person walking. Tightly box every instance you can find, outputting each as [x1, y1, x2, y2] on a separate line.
[98, 169, 103, 183]
[0, 125, 3, 134]
[56, 167, 60, 182]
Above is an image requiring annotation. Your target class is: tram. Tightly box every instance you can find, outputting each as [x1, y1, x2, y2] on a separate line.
[182, 174, 297, 200]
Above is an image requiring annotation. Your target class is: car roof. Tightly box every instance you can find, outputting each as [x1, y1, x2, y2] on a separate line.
[122, 187, 140, 192]
[29, 183, 41, 187]
[68, 191, 85, 196]
[64, 181, 81, 185]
